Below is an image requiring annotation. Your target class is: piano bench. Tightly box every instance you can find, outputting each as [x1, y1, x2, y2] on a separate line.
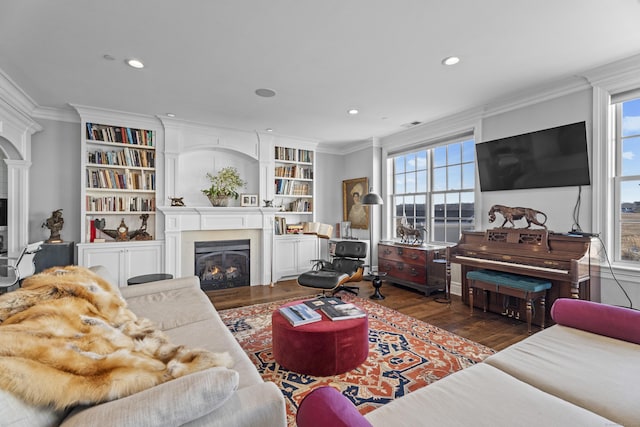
[466, 270, 552, 334]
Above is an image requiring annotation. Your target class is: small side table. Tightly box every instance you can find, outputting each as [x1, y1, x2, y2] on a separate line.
[365, 271, 387, 300]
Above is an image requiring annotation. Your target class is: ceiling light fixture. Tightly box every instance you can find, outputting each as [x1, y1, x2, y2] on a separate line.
[126, 58, 145, 69]
[266, 128, 273, 132]
[255, 88, 276, 98]
[441, 56, 460, 66]
[347, 109, 359, 115]
[166, 113, 176, 118]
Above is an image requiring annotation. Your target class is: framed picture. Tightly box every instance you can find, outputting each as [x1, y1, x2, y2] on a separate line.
[342, 177, 369, 230]
[241, 194, 259, 207]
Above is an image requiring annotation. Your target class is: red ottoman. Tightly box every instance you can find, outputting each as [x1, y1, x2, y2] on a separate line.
[272, 300, 369, 376]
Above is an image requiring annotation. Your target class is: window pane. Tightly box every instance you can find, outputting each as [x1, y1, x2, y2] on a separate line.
[622, 98, 640, 138]
[621, 136, 640, 176]
[416, 151, 427, 170]
[433, 167, 446, 191]
[394, 196, 404, 216]
[447, 165, 461, 190]
[448, 143, 461, 164]
[433, 146, 447, 167]
[395, 156, 405, 173]
[462, 163, 475, 189]
[433, 193, 445, 219]
[406, 153, 416, 172]
[395, 174, 405, 193]
[416, 170, 427, 192]
[621, 222, 640, 261]
[405, 172, 416, 193]
[462, 140, 475, 162]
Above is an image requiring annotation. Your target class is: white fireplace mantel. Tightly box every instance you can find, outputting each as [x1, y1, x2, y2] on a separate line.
[159, 206, 281, 285]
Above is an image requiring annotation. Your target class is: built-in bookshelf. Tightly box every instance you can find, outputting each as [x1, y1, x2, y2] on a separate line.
[81, 121, 157, 243]
[274, 146, 314, 216]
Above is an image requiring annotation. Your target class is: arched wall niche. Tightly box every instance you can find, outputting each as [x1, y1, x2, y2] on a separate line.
[0, 100, 42, 257]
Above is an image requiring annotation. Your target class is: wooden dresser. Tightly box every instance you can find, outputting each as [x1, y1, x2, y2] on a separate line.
[378, 242, 448, 296]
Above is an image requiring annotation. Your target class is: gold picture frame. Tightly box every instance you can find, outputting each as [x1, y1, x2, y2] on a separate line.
[342, 177, 369, 230]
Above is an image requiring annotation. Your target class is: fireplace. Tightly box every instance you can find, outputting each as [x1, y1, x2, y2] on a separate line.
[195, 239, 250, 291]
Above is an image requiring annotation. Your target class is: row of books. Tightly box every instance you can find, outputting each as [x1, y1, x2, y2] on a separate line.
[274, 165, 313, 179]
[275, 179, 311, 196]
[87, 147, 155, 168]
[274, 218, 306, 235]
[86, 195, 156, 213]
[284, 199, 312, 213]
[86, 123, 154, 146]
[274, 147, 313, 163]
[278, 297, 367, 327]
[86, 169, 155, 191]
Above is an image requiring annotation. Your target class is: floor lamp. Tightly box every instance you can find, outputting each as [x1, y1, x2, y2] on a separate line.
[361, 188, 385, 299]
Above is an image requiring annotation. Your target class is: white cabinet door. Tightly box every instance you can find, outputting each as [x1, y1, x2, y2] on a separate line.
[78, 241, 164, 286]
[273, 235, 318, 281]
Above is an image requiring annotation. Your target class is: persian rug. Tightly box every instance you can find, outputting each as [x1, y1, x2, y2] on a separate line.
[219, 293, 495, 426]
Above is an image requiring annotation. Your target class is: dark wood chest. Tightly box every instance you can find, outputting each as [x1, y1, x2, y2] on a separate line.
[378, 242, 447, 296]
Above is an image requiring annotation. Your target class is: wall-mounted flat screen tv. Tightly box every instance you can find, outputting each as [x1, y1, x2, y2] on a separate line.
[475, 121, 590, 192]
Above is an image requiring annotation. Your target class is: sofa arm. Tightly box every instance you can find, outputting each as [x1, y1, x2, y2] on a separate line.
[119, 276, 200, 299]
[551, 298, 640, 345]
[296, 387, 372, 427]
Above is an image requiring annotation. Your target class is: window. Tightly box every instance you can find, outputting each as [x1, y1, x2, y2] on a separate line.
[615, 95, 640, 262]
[390, 138, 475, 244]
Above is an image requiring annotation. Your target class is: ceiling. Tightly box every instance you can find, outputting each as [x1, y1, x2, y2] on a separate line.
[1, 1, 640, 145]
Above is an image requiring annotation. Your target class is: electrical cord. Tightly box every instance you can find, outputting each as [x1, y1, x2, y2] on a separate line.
[571, 186, 583, 232]
[595, 235, 633, 309]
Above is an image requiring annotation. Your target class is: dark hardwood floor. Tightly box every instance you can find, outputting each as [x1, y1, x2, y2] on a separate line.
[207, 279, 531, 352]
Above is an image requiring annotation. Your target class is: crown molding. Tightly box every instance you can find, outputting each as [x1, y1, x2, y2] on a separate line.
[0, 68, 38, 119]
[581, 53, 640, 93]
[32, 105, 79, 123]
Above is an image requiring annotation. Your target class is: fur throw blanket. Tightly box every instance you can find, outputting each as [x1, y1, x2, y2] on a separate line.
[0, 266, 232, 410]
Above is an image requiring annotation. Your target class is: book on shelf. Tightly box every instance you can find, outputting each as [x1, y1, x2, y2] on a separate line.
[303, 222, 333, 239]
[302, 297, 344, 311]
[321, 303, 367, 321]
[278, 303, 322, 327]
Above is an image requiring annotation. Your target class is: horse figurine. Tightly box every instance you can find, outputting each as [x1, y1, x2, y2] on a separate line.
[396, 224, 426, 245]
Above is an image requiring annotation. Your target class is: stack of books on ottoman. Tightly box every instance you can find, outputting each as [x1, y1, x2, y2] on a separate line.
[279, 303, 322, 327]
[304, 297, 367, 321]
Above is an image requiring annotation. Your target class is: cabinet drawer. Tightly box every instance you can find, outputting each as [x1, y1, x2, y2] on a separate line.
[379, 260, 427, 285]
[379, 244, 426, 265]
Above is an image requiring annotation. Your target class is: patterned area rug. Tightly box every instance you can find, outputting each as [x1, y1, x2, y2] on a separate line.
[219, 293, 495, 426]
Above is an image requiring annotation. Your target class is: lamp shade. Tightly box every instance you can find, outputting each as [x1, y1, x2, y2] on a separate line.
[361, 190, 383, 205]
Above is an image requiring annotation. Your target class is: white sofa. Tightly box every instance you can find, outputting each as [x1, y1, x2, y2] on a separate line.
[297, 298, 640, 427]
[0, 270, 287, 427]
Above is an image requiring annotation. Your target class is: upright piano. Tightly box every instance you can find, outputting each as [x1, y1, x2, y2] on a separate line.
[450, 228, 600, 326]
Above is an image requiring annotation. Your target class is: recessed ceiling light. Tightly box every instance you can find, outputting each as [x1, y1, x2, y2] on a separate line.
[126, 58, 145, 69]
[347, 109, 359, 115]
[255, 88, 276, 97]
[441, 56, 460, 66]
[166, 113, 176, 118]
[266, 128, 273, 132]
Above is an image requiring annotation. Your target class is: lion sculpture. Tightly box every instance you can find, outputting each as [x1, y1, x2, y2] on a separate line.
[488, 204, 548, 229]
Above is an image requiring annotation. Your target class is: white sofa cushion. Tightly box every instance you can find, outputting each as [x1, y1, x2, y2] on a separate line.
[60, 367, 239, 427]
[364, 363, 617, 426]
[484, 325, 640, 426]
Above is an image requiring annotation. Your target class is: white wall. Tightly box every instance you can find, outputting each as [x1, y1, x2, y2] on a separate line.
[30, 118, 81, 247]
[479, 89, 593, 233]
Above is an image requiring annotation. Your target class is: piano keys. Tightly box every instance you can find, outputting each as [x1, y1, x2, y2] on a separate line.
[450, 229, 600, 327]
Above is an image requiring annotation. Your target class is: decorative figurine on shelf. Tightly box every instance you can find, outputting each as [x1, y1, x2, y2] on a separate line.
[396, 224, 426, 245]
[42, 209, 64, 243]
[169, 197, 185, 207]
[129, 214, 153, 241]
[94, 218, 128, 241]
[263, 200, 274, 208]
[488, 204, 548, 229]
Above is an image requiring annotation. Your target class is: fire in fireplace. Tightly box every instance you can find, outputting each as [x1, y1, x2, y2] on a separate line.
[195, 239, 250, 291]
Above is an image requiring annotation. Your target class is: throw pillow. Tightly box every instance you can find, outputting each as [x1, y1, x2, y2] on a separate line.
[60, 367, 239, 427]
[296, 386, 373, 427]
[0, 388, 68, 427]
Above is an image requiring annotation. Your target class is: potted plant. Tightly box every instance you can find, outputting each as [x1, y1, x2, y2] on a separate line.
[201, 167, 247, 206]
